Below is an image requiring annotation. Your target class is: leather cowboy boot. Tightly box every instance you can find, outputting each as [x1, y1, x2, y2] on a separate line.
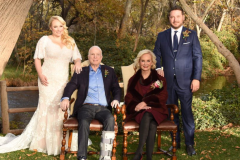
[99, 131, 115, 160]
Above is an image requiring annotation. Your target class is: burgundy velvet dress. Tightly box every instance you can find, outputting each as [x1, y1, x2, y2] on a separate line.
[124, 69, 168, 125]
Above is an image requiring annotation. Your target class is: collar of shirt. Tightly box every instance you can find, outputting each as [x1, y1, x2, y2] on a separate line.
[89, 65, 101, 73]
[171, 26, 183, 44]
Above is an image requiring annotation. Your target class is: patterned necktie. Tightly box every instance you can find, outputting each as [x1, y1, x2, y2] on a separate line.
[173, 31, 178, 56]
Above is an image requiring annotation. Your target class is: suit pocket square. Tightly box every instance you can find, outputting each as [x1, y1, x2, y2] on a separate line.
[183, 42, 190, 45]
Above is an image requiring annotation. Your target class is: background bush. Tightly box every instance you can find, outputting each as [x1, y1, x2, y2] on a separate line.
[192, 81, 240, 130]
[200, 28, 239, 79]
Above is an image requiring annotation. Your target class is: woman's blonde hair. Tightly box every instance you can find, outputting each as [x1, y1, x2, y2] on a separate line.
[49, 16, 75, 49]
[133, 49, 157, 71]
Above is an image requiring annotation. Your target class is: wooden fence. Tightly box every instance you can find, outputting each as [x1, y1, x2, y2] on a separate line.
[0, 80, 38, 134]
[0, 80, 124, 135]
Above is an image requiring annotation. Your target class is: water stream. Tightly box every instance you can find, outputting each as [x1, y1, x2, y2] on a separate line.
[0, 90, 39, 131]
[194, 75, 236, 97]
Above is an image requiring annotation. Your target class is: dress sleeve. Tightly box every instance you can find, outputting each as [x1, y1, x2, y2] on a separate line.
[71, 41, 82, 62]
[33, 36, 47, 59]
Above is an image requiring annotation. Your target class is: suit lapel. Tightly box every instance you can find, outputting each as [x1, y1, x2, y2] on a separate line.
[101, 65, 106, 85]
[101, 65, 108, 101]
[166, 29, 173, 56]
[84, 66, 90, 97]
[176, 27, 186, 57]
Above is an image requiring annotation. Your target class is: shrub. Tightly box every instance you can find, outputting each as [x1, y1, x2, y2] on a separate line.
[200, 29, 238, 79]
[192, 97, 228, 130]
[192, 82, 240, 130]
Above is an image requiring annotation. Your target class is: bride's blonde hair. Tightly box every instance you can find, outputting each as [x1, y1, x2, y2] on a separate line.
[49, 16, 75, 49]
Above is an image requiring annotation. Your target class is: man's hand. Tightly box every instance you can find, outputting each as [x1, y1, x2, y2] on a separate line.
[191, 79, 200, 92]
[60, 99, 70, 111]
[111, 100, 119, 108]
[156, 69, 164, 77]
[135, 102, 151, 112]
[73, 60, 82, 74]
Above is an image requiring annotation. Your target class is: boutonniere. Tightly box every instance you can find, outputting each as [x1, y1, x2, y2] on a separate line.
[183, 29, 191, 41]
[150, 80, 163, 90]
[105, 69, 109, 77]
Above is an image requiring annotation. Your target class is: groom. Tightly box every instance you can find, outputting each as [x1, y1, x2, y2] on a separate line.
[153, 6, 202, 155]
[60, 46, 121, 160]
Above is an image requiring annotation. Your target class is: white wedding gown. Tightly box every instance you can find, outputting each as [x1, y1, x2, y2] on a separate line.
[0, 36, 91, 155]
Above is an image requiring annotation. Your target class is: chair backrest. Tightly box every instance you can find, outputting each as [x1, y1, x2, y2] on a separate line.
[121, 64, 136, 97]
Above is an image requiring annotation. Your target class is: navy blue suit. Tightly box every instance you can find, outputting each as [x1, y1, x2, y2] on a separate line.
[153, 27, 202, 145]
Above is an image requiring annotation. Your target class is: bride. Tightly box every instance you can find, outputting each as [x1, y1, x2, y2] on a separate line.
[0, 16, 91, 155]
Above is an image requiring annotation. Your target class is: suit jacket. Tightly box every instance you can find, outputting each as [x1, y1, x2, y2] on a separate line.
[124, 69, 168, 124]
[62, 65, 121, 118]
[153, 27, 202, 89]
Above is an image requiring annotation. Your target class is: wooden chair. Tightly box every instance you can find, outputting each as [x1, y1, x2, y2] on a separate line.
[121, 64, 179, 160]
[60, 61, 121, 160]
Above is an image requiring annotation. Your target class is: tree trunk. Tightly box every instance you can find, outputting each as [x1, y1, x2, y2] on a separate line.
[194, 0, 216, 38]
[217, 11, 227, 32]
[133, 0, 149, 52]
[196, 25, 201, 38]
[193, 2, 200, 37]
[217, 0, 230, 32]
[201, 0, 216, 20]
[118, 0, 133, 38]
[155, 3, 163, 36]
[179, 0, 240, 87]
[60, 0, 72, 21]
[0, 0, 33, 79]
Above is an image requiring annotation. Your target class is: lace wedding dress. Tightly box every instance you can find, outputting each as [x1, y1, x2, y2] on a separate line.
[0, 36, 91, 155]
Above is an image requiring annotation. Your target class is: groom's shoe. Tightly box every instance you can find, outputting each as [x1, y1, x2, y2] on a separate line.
[168, 143, 180, 152]
[186, 145, 196, 156]
[78, 156, 86, 160]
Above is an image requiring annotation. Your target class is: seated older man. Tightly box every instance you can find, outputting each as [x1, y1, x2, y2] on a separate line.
[60, 46, 121, 160]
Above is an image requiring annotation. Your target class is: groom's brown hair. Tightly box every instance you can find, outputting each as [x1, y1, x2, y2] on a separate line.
[168, 5, 184, 17]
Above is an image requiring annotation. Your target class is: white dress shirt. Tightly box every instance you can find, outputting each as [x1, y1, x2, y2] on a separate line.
[171, 26, 183, 47]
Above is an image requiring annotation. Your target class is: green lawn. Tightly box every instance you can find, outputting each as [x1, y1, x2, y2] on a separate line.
[0, 127, 240, 160]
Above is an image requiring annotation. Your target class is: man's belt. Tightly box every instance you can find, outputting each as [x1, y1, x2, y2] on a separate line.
[83, 103, 105, 107]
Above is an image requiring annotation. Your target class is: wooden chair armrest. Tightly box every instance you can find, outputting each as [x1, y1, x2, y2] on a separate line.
[113, 105, 121, 125]
[121, 104, 126, 122]
[114, 105, 121, 115]
[166, 104, 178, 121]
[121, 104, 126, 114]
[63, 98, 75, 123]
[166, 104, 178, 113]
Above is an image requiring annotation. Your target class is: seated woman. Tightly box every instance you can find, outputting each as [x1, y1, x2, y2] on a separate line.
[124, 49, 169, 160]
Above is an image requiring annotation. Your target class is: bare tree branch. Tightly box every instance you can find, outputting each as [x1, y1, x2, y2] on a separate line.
[178, 0, 240, 87]
[201, 0, 216, 20]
